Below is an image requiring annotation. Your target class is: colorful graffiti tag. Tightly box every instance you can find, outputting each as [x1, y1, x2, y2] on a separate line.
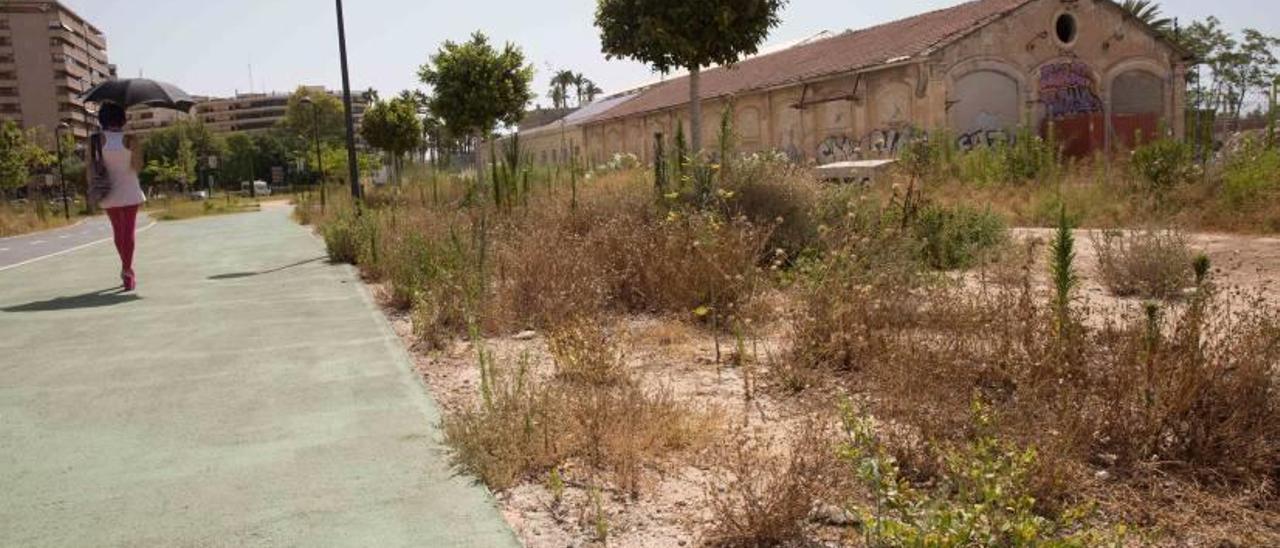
[816, 126, 919, 164]
[1038, 61, 1102, 119]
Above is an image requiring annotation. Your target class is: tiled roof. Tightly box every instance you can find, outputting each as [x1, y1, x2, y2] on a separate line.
[593, 0, 1034, 123]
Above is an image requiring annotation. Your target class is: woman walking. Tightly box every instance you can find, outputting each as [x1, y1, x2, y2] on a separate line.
[91, 103, 145, 291]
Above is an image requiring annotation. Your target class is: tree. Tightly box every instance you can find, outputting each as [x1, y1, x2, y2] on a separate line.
[417, 31, 535, 161]
[140, 120, 221, 167]
[1180, 18, 1280, 120]
[595, 0, 786, 153]
[224, 133, 257, 185]
[548, 70, 576, 109]
[279, 86, 346, 146]
[1119, 0, 1172, 33]
[574, 73, 604, 105]
[0, 121, 54, 193]
[360, 95, 423, 183]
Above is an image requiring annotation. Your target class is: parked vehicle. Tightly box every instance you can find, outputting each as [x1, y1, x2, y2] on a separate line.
[189, 190, 209, 201]
[239, 180, 272, 196]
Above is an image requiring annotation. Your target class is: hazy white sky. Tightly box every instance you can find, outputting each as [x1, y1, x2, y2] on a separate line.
[65, 0, 1279, 102]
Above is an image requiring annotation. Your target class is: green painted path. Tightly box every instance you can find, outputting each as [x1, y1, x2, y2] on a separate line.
[0, 205, 516, 547]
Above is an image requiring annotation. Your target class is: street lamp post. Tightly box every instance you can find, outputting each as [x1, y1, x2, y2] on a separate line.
[334, 0, 361, 201]
[54, 123, 71, 220]
[300, 96, 326, 212]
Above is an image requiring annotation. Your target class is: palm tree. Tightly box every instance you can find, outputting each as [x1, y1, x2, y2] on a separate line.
[548, 70, 577, 109]
[1119, 0, 1173, 33]
[574, 74, 603, 106]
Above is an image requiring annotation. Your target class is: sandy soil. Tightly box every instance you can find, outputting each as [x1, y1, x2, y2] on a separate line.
[373, 228, 1280, 547]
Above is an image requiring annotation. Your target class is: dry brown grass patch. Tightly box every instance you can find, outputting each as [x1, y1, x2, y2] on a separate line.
[1091, 228, 1196, 300]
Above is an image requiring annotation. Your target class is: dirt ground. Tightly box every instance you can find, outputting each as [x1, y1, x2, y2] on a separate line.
[376, 228, 1280, 547]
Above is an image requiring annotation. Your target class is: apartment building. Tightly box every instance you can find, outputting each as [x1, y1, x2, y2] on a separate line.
[0, 1, 115, 146]
[126, 87, 369, 137]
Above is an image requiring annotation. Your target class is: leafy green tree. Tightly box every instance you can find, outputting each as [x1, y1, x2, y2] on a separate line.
[595, 0, 786, 153]
[0, 121, 54, 193]
[360, 95, 424, 182]
[56, 132, 85, 186]
[1119, 0, 1172, 33]
[224, 133, 257, 185]
[417, 31, 535, 160]
[279, 86, 346, 146]
[140, 120, 223, 171]
[1181, 18, 1280, 119]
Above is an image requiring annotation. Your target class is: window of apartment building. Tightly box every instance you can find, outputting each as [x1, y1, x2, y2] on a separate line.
[0, 104, 20, 114]
[0, 71, 16, 80]
[0, 55, 13, 64]
[0, 37, 11, 47]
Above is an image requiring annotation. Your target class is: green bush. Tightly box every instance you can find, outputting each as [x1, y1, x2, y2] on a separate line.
[322, 211, 366, 264]
[1221, 137, 1280, 208]
[913, 204, 1007, 270]
[951, 128, 1060, 186]
[840, 402, 1120, 547]
[1130, 138, 1196, 194]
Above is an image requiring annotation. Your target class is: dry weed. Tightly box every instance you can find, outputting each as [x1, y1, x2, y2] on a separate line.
[1091, 228, 1195, 300]
[704, 421, 839, 547]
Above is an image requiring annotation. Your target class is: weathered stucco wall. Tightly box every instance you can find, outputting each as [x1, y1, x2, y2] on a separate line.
[547, 0, 1186, 167]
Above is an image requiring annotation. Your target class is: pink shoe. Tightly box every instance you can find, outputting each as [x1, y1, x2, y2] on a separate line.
[122, 270, 136, 292]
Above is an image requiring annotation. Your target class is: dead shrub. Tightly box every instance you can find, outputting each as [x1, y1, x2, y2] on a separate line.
[598, 211, 769, 325]
[1091, 228, 1195, 300]
[719, 159, 822, 262]
[546, 318, 627, 386]
[704, 421, 838, 547]
[442, 339, 719, 495]
[785, 212, 1280, 530]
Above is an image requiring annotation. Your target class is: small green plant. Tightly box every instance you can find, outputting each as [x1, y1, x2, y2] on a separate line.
[1130, 138, 1195, 198]
[912, 203, 1007, 270]
[1192, 253, 1211, 286]
[840, 402, 1118, 547]
[322, 210, 366, 264]
[546, 467, 565, 507]
[1221, 137, 1280, 207]
[1048, 205, 1077, 329]
[591, 485, 609, 543]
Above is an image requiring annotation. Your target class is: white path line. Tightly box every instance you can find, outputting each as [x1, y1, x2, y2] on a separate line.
[0, 220, 157, 273]
[30, 240, 45, 245]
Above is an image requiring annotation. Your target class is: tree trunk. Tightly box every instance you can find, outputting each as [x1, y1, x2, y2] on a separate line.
[689, 65, 703, 156]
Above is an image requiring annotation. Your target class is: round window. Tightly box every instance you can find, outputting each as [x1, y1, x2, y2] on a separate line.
[1055, 13, 1078, 45]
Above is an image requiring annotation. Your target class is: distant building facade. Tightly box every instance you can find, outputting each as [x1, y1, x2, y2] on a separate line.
[126, 86, 369, 138]
[516, 0, 1189, 166]
[0, 0, 115, 146]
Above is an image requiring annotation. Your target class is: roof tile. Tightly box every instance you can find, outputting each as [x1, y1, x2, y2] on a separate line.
[594, 0, 1033, 122]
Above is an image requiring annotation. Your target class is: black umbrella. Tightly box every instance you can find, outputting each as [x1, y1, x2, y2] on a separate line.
[80, 78, 196, 112]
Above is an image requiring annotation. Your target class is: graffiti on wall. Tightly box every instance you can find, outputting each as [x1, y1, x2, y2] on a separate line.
[816, 126, 919, 164]
[1038, 61, 1102, 119]
[956, 128, 1013, 151]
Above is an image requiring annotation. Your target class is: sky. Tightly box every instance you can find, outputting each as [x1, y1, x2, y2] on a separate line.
[65, 0, 1280, 104]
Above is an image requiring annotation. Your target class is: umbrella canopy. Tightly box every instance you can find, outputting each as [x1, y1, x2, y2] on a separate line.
[81, 78, 196, 112]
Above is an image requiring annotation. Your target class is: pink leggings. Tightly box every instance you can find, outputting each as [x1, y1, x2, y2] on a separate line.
[105, 205, 139, 273]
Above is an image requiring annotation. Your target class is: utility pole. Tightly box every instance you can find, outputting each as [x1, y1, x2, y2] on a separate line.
[335, 0, 361, 201]
[1269, 76, 1277, 150]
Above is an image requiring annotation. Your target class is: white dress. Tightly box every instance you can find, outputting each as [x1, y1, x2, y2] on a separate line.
[97, 131, 146, 209]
